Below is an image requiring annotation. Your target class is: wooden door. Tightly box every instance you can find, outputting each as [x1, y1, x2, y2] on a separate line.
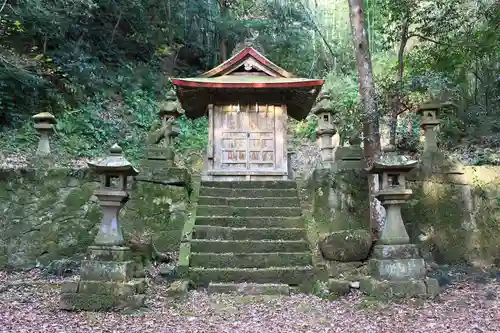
[214, 104, 249, 170]
[212, 104, 285, 176]
[248, 104, 276, 170]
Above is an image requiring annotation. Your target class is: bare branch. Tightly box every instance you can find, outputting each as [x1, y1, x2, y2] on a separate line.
[111, 11, 123, 44]
[0, 0, 7, 13]
[408, 33, 451, 47]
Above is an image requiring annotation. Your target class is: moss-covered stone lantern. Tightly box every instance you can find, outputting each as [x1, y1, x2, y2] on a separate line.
[60, 144, 146, 312]
[369, 145, 416, 245]
[88, 144, 138, 246]
[32, 112, 56, 156]
[312, 90, 336, 167]
[360, 145, 440, 299]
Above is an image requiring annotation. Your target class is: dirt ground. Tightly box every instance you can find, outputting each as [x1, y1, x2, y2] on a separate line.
[0, 270, 499, 333]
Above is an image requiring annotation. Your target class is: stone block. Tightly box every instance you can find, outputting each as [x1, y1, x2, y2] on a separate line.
[136, 164, 188, 185]
[424, 277, 440, 296]
[336, 160, 365, 170]
[326, 261, 365, 279]
[60, 292, 118, 311]
[166, 280, 190, 298]
[145, 147, 169, 160]
[80, 260, 134, 281]
[359, 277, 428, 299]
[61, 281, 79, 293]
[368, 258, 426, 281]
[117, 294, 146, 310]
[328, 278, 351, 296]
[319, 229, 372, 262]
[60, 291, 145, 311]
[372, 244, 420, 260]
[78, 279, 145, 296]
[87, 246, 131, 262]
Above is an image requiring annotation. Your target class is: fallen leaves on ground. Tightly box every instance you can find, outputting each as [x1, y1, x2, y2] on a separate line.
[0, 270, 498, 333]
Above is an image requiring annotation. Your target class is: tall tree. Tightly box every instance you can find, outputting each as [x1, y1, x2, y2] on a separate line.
[347, 0, 382, 236]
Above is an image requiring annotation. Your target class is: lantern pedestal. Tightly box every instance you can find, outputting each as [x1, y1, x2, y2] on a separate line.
[60, 144, 146, 311]
[360, 150, 440, 299]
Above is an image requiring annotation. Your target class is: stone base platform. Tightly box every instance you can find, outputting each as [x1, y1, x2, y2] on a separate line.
[60, 245, 146, 311]
[360, 243, 440, 299]
[359, 277, 440, 299]
[60, 279, 146, 311]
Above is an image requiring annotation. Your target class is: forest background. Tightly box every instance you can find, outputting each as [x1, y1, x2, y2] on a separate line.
[0, 0, 498, 167]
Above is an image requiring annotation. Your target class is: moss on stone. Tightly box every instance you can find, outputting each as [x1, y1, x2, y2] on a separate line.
[319, 229, 372, 262]
[0, 167, 190, 269]
[311, 168, 369, 236]
[120, 181, 188, 253]
[403, 165, 500, 266]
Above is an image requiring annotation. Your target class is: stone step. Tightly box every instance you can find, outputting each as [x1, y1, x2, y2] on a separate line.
[199, 187, 298, 198]
[195, 216, 304, 228]
[201, 181, 296, 190]
[190, 239, 309, 253]
[197, 196, 300, 208]
[190, 266, 315, 286]
[197, 205, 301, 217]
[193, 225, 307, 240]
[190, 252, 312, 268]
[207, 283, 290, 295]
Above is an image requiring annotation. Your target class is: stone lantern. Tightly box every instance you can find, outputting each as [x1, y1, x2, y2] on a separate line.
[360, 145, 440, 298]
[312, 90, 336, 167]
[370, 145, 416, 245]
[417, 101, 451, 155]
[32, 112, 56, 156]
[88, 143, 138, 246]
[60, 144, 146, 311]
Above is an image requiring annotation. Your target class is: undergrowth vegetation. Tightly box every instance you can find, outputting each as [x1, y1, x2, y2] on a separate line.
[0, 0, 498, 166]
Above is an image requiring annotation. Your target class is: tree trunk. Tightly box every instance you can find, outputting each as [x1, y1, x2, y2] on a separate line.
[347, 0, 382, 237]
[219, 0, 228, 62]
[390, 16, 410, 146]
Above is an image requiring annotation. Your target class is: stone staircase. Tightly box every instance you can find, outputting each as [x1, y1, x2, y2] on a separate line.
[189, 180, 315, 295]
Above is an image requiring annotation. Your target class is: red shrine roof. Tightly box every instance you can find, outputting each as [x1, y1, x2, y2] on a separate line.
[170, 47, 324, 120]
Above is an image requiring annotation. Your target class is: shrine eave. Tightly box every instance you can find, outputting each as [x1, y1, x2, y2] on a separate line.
[170, 78, 324, 89]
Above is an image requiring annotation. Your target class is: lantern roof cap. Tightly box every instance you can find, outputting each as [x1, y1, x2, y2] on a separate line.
[417, 100, 453, 114]
[32, 112, 56, 123]
[367, 147, 418, 173]
[311, 90, 333, 115]
[87, 144, 139, 176]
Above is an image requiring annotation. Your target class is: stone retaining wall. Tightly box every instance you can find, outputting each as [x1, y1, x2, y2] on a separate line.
[0, 168, 188, 269]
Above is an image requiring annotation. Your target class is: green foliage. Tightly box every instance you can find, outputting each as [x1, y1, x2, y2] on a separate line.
[395, 113, 421, 152]
[322, 72, 362, 144]
[0, 0, 498, 164]
[289, 115, 319, 142]
[174, 116, 209, 157]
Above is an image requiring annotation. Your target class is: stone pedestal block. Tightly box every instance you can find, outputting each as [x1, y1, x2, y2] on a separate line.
[368, 258, 426, 281]
[60, 246, 146, 311]
[335, 146, 364, 170]
[137, 159, 188, 185]
[359, 277, 440, 299]
[361, 244, 439, 299]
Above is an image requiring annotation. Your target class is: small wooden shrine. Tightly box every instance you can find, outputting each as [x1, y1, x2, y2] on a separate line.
[171, 47, 324, 180]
